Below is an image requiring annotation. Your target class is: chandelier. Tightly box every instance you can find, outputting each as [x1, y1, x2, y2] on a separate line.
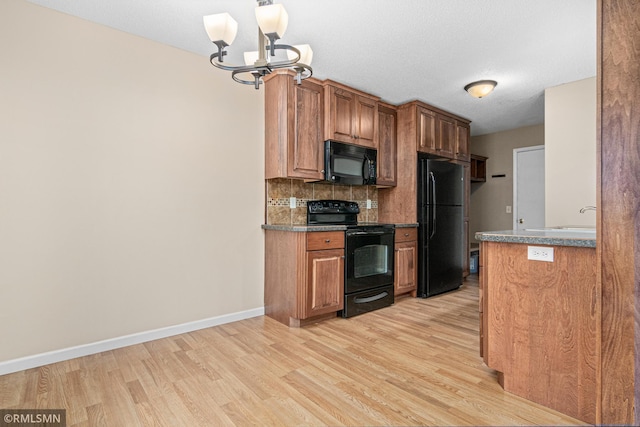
[203, 0, 313, 89]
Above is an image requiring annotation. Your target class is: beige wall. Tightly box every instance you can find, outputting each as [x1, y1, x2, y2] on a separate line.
[544, 78, 597, 226]
[470, 124, 545, 243]
[0, 0, 264, 362]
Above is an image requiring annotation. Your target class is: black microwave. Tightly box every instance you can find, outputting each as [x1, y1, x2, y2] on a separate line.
[324, 140, 377, 185]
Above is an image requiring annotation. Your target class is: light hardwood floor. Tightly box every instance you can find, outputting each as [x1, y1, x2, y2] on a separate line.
[0, 277, 585, 426]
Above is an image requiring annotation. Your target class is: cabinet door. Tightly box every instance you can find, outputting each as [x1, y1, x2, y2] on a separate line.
[455, 122, 470, 162]
[326, 86, 356, 144]
[264, 72, 324, 180]
[354, 95, 378, 148]
[436, 114, 456, 158]
[394, 240, 417, 295]
[304, 249, 344, 318]
[376, 103, 397, 186]
[288, 79, 325, 179]
[417, 107, 437, 153]
[325, 84, 378, 148]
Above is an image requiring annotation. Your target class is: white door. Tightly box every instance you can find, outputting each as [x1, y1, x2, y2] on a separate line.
[513, 146, 545, 230]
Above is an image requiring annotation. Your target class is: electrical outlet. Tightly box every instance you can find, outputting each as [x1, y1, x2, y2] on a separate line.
[289, 197, 296, 209]
[528, 246, 554, 262]
[366, 199, 372, 209]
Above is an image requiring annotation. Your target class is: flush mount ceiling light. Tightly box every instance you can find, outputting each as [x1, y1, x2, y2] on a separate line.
[464, 80, 498, 98]
[203, 0, 312, 89]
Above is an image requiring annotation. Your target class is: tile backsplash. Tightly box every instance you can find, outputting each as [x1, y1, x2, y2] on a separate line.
[266, 178, 378, 225]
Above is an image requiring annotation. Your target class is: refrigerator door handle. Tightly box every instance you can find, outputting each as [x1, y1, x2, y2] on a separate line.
[430, 172, 436, 238]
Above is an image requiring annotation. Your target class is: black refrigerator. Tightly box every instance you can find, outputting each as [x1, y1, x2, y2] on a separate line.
[417, 157, 464, 298]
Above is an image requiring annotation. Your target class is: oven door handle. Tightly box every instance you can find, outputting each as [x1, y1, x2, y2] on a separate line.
[353, 291, 389, 304]
[347, 231, 389, 236]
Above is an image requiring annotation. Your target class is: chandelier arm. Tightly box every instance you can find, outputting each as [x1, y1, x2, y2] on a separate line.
[210, 44, 302, 72]
[210, 45, 311, 89]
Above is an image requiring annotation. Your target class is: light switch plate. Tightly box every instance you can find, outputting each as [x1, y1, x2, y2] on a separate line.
[366, 199, 372, 209]
[289, 197, 296, 209]
[506, 205, 512, 213]
[528, 246, 554, 262]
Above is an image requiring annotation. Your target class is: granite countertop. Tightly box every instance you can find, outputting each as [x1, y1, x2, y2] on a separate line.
[475, 228, 596, 248]
[262, 223, 418, 232]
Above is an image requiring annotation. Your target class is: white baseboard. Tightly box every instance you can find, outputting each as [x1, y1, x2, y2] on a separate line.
[0, 307, 265, 376]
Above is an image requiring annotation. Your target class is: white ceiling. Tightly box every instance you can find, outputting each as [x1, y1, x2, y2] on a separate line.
[26, 0, 597, 136]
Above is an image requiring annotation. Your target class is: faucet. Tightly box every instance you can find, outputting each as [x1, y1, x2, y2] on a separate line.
[579, 206, 596, 213]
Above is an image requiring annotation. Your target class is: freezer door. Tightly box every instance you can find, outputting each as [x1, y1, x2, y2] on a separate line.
[418, 205, 463, 297]
[425, 160, 464, 206]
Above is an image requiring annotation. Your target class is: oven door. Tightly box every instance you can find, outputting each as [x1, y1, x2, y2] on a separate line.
[345, 228, 394, 294]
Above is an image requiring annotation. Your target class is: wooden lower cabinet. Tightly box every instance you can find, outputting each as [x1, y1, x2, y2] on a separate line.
[394, 227, 417, 296]
[265, 230, 344, 327]
[480, 240, 598, 424]
[304, 248, 344, 319]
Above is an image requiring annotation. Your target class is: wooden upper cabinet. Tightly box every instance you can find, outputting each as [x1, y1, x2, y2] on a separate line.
[455, 121, 470, 162]
[409, 101, 470, 161]
[436, 114, 456, 157]
[324, 80, 379, 148]
[376, 102, 397, 187]
[264, 71, 324, 180]
[470, 154, 488, 182]
[418, 107, 437, 152]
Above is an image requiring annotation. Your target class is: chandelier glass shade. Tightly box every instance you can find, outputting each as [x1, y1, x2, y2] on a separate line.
[203, 0, 312, 89]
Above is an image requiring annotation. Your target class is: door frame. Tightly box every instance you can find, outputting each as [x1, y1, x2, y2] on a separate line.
[512, 145, 545, 230]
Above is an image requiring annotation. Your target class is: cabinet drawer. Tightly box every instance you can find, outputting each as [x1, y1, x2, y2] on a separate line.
[395, 228, 417, 243]
[306, 231, 345, 251]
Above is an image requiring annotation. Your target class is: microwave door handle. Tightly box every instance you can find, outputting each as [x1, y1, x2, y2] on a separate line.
[362, 156, 370, 181]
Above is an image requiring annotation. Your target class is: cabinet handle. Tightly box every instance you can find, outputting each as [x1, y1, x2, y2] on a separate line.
[404, 233, 410, 237]
[325, 239, 331, 243]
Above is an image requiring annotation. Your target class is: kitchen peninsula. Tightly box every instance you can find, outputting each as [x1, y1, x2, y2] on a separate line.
[475, 228, 597, 424]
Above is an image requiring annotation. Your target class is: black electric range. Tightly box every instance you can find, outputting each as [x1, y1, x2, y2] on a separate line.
[307, 200, 395, 317]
